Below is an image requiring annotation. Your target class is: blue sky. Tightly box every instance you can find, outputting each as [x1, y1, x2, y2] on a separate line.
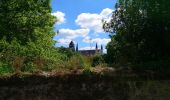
[52, 0, 116, 52]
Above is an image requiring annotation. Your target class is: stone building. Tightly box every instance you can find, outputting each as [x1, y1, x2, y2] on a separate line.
[69, 41, 103, 56]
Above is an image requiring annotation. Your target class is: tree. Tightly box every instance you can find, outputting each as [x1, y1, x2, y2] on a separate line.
[0, 0, 55, 46]
[103, 0, 170, 65]
[0, 0, 63, 72]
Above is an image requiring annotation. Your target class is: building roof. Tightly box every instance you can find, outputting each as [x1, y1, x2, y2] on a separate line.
[68, 41, 103, 56]
[79, 49, 101, 56]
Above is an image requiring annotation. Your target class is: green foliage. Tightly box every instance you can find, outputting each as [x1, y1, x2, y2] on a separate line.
[58, 46, 75, 60]
[0, 0, 55, 45]
[80, 56, 92, 71]
[0, 62, 14, 75]
[92, 55, 105, 67]
[60, 54, 92, 70]
[21, 62, 37, 73]
[103, 0, 170, 68]
[64, 55, 83, 70]
[0, 38, 64, 72]
[57, 47, 94, 71]
[0, 0, 67, 74]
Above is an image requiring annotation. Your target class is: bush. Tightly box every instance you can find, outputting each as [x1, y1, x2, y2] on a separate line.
[0, 38, 66, 73]
[59, 54, 92, 71]
[58, 47, 75, 59]
[0, 62, 14, 75]
[65, 55, 82, 70]
[92, 55, 105, 67]
[21, 62, 37, 73]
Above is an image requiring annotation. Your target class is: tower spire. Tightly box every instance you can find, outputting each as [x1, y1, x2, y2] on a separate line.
[101, 45, 103, 54]
[96, 43, 98, 50]
[76, 43, 78, 52]
[69, 41, 75, 51]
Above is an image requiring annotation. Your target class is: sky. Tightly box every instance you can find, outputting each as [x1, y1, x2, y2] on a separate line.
[52, 0, 117, 52]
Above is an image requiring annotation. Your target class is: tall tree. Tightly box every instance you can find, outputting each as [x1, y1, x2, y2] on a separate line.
[0, 0, 55, 46]
[0, 0, 62, 71]
[104, 0, 170, 64]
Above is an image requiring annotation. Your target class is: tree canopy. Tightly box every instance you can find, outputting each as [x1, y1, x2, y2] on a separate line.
[103, 0, 170, 66]
[0, 0, 55, 45]
[0, 0, 64, 72]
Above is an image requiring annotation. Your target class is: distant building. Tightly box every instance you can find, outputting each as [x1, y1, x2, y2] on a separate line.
[69, 41, 103, 56]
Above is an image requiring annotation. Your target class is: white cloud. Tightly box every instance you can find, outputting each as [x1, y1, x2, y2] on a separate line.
[58, 28, 90, 39]
[75, 8, 113, 33]
[76, 13, 103, 33]
[92, 38, 111, 45]
[83, 37, 111, 45]
[52, 11, 66, 24]
[100, 8, 113, 19]
[57, 38, 72, 45]
[82, 36, 91, 43]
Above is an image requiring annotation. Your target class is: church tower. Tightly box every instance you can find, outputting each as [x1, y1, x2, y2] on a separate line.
[101, 45, 103, 54]
[96, 43, 98, 50]
[69, 41, 75, 51]
[76, 43, 78, 52]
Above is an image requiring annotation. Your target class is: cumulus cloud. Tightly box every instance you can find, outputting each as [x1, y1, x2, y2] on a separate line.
[75, 8, 113, 33]
[92, 38, 111, 45]
[52, 11, 66, 24]
[100, 8, 113, 19]
[75, 13, 103, 33]
[57, 38, 72, 45]
[58, 28, 90, 39]
[83, 37, 111, 45]
[82, 36, 91, 43]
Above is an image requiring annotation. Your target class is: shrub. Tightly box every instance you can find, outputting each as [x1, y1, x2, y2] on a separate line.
[0, 62, 14, 75]
[12, 56, 25, 73]
[0, 38, 66, 73]
[92, 55, 105, 67]
[61, 54, 92, 70]
[65, 55, 82, 70]
[22, 62, 37, 73]
[58, 47, 75, 59]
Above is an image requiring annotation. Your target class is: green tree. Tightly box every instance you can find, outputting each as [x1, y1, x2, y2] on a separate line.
[104, 0, 170, 66]
[0, 0, 63, 73]
[0, 0, 55, 45]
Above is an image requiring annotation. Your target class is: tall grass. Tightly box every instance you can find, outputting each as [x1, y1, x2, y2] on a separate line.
[60, 54, 92, 70]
